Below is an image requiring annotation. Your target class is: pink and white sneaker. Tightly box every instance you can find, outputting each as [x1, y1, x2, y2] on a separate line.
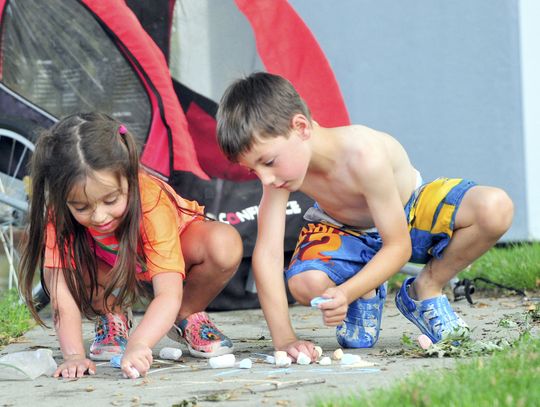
[89, 311, 132, 361]
[167, 311, 233, 358]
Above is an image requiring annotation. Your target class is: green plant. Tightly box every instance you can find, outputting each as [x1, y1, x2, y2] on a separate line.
[0, 289, 34, 347]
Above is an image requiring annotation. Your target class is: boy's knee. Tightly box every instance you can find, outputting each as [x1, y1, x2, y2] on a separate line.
[288, 271, 332, 305]
[477, 188, 514, 236]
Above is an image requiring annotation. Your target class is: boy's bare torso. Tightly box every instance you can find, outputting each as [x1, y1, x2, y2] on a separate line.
[300, 125, 417, 229]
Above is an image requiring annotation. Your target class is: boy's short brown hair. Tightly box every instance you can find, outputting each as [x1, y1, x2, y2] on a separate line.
[217, 72, 311, 162]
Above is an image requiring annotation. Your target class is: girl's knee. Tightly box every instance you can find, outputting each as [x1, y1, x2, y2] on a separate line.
[206, 223, 243, 270]
[288, 271, 332, 305]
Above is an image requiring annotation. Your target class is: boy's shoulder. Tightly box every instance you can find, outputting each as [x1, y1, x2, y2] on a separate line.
[323, 124, 389, 159]
[334, 123, 384, 140]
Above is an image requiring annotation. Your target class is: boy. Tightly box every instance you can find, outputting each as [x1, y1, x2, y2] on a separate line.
[217, 72, 513, 361]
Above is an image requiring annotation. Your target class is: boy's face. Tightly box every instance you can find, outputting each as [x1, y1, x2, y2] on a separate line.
[66, 169, 129, 234]
[238, 130, 310, 192]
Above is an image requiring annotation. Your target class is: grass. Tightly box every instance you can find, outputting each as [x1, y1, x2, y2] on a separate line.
[461, 242, 540, 293]
[388, 243, 540, 293]
[313, 333, 540, 407]
[0, 289, 34, 347]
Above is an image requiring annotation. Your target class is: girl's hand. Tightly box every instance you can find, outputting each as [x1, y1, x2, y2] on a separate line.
[278, 339, 318, 362]
[121, 342, 153, 378]
[54, 354, 96, 378]
[318, 287, 349, 326]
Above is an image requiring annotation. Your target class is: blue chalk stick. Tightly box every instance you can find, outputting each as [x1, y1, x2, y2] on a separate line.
[310, 296, 333, 307]
[110, 354, 123, 368]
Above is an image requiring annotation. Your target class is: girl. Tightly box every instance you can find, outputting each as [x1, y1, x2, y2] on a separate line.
[18, 112, 243, 379]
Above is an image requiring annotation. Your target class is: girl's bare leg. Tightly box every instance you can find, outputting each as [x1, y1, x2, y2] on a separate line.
[177, 220, 242, 320]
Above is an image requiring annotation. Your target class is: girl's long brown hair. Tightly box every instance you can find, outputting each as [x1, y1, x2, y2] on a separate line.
[18, 112, 144, 325]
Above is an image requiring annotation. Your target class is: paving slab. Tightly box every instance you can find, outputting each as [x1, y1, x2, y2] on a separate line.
[0, 294, 533, 407]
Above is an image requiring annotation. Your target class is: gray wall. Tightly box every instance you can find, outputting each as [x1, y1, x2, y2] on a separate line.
[290, 0, 531, 241]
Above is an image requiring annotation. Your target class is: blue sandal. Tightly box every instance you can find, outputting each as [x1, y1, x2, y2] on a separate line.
[336, 282, 387, 348]
[395, 277, 470, 343]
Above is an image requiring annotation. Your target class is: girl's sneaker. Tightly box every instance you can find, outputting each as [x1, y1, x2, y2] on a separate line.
[167, 311, 233, 358]
[395, 277, 470, 343]
[336, 282, 387, 348]
[89, 311, 132, 361]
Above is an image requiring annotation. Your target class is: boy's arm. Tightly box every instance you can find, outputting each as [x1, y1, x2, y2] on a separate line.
[320, 148, 412, 318]
[253, 186, 316, 359]
[321, 147, 412, 318]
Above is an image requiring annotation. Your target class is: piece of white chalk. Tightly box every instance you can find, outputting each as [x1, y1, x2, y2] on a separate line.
[159, 347, 183, 361]
[265, 355, 275, 364]
[333, 348, 344, 360]
[238, 358, 252, 369]
[274, 351, 287, 359]
[314, 346, 323, 359]
[296, 351, 311, 365]
[418, 334, 433, 350]
[319, 356, 332, 365]
[275, 356, 292, 367]
[208, 354, 236, 369]
[310, 296, 333, 307]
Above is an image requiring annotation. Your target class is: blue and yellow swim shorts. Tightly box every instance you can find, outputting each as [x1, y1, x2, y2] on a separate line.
[285, 178, 477, 285]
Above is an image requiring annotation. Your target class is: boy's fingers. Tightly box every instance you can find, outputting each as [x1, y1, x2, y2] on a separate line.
[302, 342, 319, 359]
[318, 300, 334, 310]
[323, 312, 345, 325]
[298, 343, 311, 355]
[287, 347, 299, 360]
[322, 307, 346, 319]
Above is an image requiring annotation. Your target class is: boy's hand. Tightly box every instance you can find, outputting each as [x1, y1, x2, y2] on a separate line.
[121, 342, 153, 378]
[54, 354, 95, 378]
[279, 339, 319, 362]
[318, 287, 349, 326]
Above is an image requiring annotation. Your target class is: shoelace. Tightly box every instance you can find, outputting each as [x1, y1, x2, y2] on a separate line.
[185, 312, 226, 342]
[98, 313, 129, 340]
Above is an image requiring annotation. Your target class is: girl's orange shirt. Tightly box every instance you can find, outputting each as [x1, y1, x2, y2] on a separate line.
[43, 172, 204, 282]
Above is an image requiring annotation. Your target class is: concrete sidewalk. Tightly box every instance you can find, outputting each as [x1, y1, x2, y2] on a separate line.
[0, 294, 531, 407]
